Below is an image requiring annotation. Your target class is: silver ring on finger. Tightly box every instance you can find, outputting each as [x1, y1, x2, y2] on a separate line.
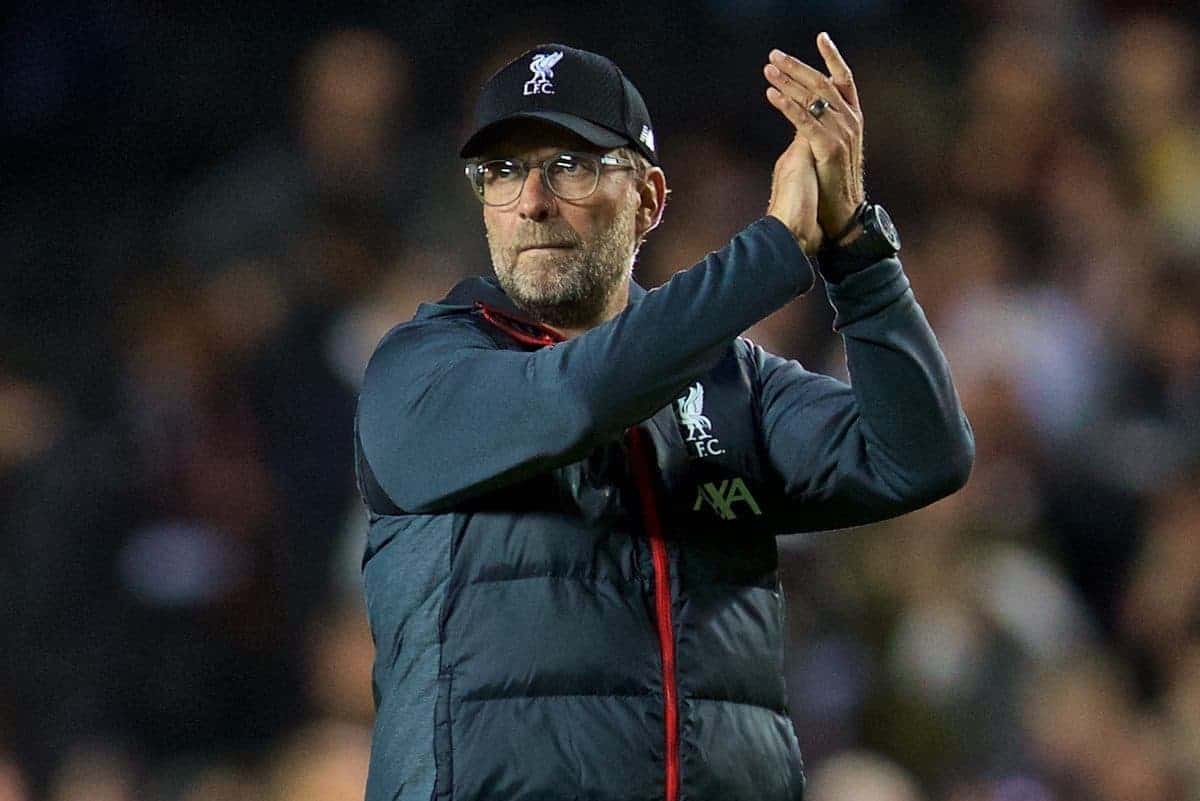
[807, 97, 831, 120]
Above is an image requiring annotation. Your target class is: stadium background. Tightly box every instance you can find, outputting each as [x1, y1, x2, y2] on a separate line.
[2, 1, 1199, 799]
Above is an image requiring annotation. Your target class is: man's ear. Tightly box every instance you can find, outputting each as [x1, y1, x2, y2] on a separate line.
[635, 167, 668, 239]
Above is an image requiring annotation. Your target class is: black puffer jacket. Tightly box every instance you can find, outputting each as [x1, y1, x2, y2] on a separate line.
[355, 216, 974, 801]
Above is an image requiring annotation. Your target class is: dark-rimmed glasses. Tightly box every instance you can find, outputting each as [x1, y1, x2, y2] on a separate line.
[465, 151, 637, 206]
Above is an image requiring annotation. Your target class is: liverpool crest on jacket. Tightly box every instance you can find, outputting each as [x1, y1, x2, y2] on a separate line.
[677, 382, 725, 457]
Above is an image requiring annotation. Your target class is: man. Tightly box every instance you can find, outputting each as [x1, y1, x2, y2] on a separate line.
[355, 37, 973, 801]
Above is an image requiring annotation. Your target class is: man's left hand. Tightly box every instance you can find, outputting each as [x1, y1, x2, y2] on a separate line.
[764, 33, 865, 244]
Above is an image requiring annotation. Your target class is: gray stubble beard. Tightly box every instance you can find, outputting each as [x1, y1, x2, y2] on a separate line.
[487, 197, 639, 330]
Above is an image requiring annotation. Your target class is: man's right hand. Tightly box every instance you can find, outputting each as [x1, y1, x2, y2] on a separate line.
[766, 134, 824, 256]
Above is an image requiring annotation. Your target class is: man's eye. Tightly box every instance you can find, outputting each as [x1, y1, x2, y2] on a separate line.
[482, 163, 519, 182]
[552, 157, 584, 173]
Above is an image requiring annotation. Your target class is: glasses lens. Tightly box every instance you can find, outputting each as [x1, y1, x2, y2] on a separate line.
[546, 154, 601, 200]
[477, 160, 524, 205]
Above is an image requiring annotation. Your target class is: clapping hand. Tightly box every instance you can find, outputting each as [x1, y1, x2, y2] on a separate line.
[764, 33, 866, 248]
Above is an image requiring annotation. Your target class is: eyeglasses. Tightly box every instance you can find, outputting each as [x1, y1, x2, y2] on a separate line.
[465, 151, 638, 206]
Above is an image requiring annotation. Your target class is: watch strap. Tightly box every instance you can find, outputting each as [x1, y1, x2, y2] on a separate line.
[817, 202, 901, 283]
[829, 200, 868, 245]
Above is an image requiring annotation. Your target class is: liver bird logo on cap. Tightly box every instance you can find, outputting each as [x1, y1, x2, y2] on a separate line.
[524, 51, 564, 96]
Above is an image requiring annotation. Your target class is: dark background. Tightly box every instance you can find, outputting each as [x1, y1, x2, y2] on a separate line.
[2, 2, 1199, 799]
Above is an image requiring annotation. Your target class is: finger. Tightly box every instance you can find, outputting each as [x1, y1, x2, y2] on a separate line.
[765, 64, 856, 153]
[765, 58, 861, 166]
[766, 86, 815, 133]
[816, 32, 860, 111]
[768, 49, 850, 115]
[764, 63, 841, 123]
[765, 85, 843, 152]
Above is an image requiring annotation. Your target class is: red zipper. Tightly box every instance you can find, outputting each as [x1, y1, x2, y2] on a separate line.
[626, 425, 679, 801]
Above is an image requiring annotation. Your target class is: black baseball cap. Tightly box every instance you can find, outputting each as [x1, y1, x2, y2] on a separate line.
[460, 43, 659, 166]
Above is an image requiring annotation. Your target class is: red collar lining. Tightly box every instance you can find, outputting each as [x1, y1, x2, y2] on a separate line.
[474, 302, 566, 347]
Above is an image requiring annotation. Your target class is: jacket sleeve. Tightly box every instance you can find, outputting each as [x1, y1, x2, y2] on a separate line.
[358, 216, 814, 513]
[752, 255, 975, 532]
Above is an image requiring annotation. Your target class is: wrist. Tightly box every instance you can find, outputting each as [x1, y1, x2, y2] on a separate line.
[836, 224, 864, 247]
[820, 203, 897, 262]
[827, 199, 868, 245]
[768, 214, 820, 255]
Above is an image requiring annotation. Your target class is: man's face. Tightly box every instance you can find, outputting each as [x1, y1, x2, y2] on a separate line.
[478, 121, 642, 329]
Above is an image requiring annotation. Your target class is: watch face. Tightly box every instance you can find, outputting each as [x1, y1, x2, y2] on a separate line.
[872, 205, 901, 251]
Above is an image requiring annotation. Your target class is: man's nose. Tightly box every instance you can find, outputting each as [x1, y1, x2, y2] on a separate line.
[517, 167, 556, 222]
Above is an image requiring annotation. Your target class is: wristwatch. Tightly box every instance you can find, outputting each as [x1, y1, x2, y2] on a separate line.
[818, 202, 901, 283]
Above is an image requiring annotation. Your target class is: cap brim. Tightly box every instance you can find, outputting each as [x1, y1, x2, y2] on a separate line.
[460, 111, 630, 159]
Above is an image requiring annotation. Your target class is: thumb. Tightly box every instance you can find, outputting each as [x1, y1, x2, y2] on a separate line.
[777, 133, 809, 165]
[782, 134, 818, 178]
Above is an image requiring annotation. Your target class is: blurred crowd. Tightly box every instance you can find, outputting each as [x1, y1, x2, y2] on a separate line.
[2, 2, 1198, 800]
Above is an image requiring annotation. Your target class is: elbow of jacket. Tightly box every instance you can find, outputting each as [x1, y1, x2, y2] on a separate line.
[897, 419, 975, 509]
[931, 418, 976, 498]
[948, 431, 976, 492]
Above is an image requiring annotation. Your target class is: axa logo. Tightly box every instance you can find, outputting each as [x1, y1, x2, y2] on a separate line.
[677, 383, 724, 458]
[524, 51, 563, 96]
[694, 478, 762, 521]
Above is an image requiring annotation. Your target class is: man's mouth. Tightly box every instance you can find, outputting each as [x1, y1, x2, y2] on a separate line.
[518, 244, 575, 256]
